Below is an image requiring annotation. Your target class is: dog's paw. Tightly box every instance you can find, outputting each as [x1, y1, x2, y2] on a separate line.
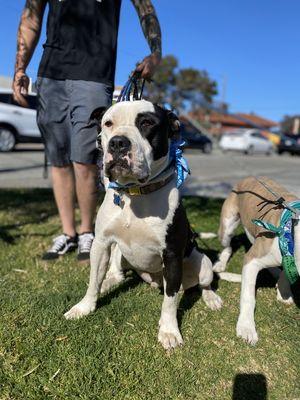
[212, 261, 226, 273]
[202, 289, 223, 310]
[276, 288, 294, 305]
[158, 328, 183, 350]
[64, 301, 96, 320]
[236, 319, 258, 345]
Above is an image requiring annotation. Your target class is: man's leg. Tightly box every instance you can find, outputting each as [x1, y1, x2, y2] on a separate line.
[52, 165, 76, 237]
[73, 162, 98, 234]
[37, 78, 78, 259]
[69, 79, 112, 260]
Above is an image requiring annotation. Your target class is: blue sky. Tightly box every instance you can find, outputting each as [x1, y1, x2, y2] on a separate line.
[0, 0, 299, 121]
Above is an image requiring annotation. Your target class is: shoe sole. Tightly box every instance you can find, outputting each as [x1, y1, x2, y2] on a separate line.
[42, 246, 77, 262]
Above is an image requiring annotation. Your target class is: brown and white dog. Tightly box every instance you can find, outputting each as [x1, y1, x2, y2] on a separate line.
[64, 100, 222, 350]
[213, 176, 299, 345]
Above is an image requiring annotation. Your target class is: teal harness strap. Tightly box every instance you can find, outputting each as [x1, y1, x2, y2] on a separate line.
[252, 200, 300, 284]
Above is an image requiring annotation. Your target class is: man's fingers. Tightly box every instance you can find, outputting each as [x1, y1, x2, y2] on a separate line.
[20, 86, 28, 96]
[12, 72, 30, 107]
[13, 89, 29, 107]
[135, 61, 146, 72]
[141, 69, 151, 79]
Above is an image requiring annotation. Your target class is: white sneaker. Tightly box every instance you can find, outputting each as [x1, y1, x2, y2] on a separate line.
[77, 232, 94, 262]
[42, 234, 78, 260]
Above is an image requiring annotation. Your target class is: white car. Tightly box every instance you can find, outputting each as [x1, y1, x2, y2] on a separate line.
[0, 88, 41, 152]
[219, 129, 274, 155]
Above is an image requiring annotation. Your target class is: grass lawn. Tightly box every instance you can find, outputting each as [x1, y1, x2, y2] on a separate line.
[0, 189, 299, 400]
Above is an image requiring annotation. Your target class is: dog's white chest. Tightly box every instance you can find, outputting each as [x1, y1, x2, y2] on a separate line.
[106, 212, 164, 272]
[99, 187, 179, 273]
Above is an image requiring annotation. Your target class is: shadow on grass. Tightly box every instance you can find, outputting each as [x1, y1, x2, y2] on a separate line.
[0, 189, 105, 244]
[96, 272, 142, 309]
[0, 189, 57, 244]
[183, 196, 224, 219]
[232, 373, 267, 400]
[178, 285, 202, 328]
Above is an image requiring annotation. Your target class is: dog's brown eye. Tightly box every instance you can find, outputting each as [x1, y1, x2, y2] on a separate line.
[104, 120, 113, 128]
[141, 119, 154, 128]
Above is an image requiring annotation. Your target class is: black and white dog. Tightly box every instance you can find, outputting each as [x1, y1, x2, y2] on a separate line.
[64, 100, 222, 349]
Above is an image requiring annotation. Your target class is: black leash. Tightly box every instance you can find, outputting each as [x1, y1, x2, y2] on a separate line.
[117, 71, 146, 102]
[227, 155, 299, 217]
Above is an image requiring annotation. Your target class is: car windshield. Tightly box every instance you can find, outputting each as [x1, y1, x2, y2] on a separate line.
[0, 92, 37, 110]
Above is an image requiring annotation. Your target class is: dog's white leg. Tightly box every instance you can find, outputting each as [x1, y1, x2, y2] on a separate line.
[64, 238, 111, 319]
[101, 244, 125, 294]
[237, 238, 282, 345]
[182, 249, 223, 309]
[236, 258, 262, 345]
[198, 253, 214, 287]
[198, 253, 223, 310]
[158, 277, 183, 350]
[213, 215, 240, 273]
[276, 270, 294, 305]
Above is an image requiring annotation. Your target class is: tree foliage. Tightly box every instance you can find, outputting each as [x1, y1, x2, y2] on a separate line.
[145, 55, 218, 111]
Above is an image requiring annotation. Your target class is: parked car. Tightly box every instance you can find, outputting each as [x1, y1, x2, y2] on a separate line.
[219, 129, 274, 155]
[180, 121, 213, 153]
[0, 88, 41, 152]
[277, 134, 300, 155]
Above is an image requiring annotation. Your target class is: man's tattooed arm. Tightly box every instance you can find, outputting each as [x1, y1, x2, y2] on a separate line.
[131, 0, 162, 57]
[131, 0, 162, 79]
[13, 0, 47, 106]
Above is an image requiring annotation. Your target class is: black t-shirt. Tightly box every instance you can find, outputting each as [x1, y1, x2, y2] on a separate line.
[38, 0, 122, 85]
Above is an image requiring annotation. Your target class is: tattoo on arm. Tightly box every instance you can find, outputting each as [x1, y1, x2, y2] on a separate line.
[131, 0, 162, 56]
[15, 0, 46, 74]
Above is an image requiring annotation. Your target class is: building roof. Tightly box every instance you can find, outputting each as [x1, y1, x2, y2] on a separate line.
[190, 109, 278, 129]
[235, 113, 278, 128]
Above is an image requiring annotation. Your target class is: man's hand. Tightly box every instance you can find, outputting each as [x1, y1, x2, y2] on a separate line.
[135, 53, 161, 80]
[13, 70, 30, 107]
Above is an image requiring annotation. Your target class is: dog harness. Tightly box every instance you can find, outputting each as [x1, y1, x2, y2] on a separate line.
[252, 200, 300, 284]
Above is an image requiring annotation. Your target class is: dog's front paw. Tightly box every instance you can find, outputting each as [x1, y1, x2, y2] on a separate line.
[64, 300, 96, 320]
[158, 327, 183, 350]
[202, 288, 223, 310]
[236, 318, 258, 345]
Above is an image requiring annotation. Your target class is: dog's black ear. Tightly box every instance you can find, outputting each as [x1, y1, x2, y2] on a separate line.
[167, 110, 181, 138]
[89, 106, 108, 125]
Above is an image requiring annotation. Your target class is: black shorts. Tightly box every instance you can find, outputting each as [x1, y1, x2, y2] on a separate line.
[36, 77, 112, 166]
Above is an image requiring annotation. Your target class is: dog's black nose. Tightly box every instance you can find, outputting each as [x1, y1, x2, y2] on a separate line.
[108, 135, 131, 154]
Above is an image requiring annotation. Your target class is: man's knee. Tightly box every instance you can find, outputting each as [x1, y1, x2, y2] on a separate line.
[73, 162, 97, 179]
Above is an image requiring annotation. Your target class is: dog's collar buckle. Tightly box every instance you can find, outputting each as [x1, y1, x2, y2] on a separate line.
[128, 186, 142, 196]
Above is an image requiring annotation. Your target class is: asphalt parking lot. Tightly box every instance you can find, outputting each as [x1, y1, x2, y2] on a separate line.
[0, 144, 299, 198]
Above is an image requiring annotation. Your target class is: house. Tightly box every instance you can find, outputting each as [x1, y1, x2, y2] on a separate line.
[189, 109, 278, 137]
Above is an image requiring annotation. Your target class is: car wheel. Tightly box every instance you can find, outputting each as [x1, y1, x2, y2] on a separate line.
[203, 143, 212, 154]
[245, 145, 254, 155]
[266, 147, 273, 156]
[0, 127, 16, 152]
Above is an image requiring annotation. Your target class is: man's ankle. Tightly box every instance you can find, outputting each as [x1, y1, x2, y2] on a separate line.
[78, 228, 94, 235]
[64, 231, 77, 238]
